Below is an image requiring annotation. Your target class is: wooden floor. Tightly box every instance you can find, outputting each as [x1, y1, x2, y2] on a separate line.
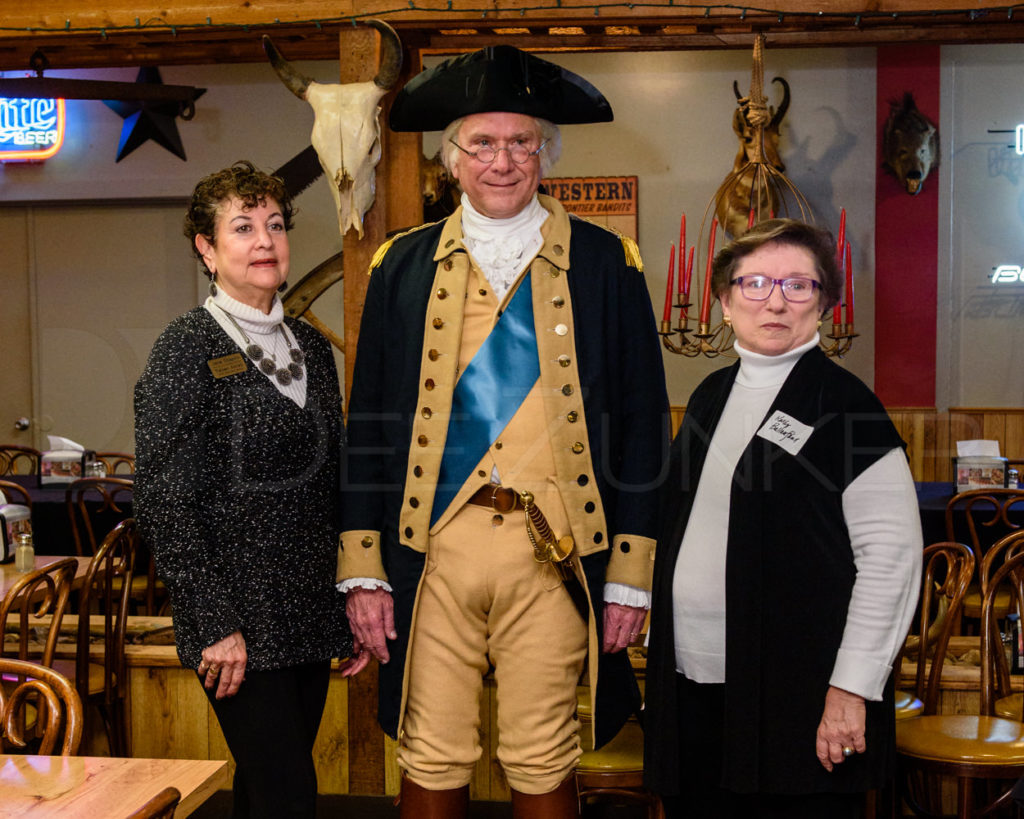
[190, 792, 651, 817]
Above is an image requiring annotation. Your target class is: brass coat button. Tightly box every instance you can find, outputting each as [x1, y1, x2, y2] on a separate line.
[567, 411, 578, 423]
[561, 384, 573, 396]
[444, 259, 453, 270]
[585, 501, 596, 513]
[572, 442, 585, 454]
[478, 469, 487, 478]
[428, 349, 440, 361]
[479, 288, 488, 296]
[432, 317, 444, 329]
[410, 497, 420, 508]
[552, 296, 565, 308]
[405, 526, 414, 538]
[437, 287, 449, 299]
[414, 466, 423, 477]
[555, 324, 568, 336]
[494, 441, 503, 450]
[492, 514, 504, 527]
[361, 536, 374, 549]
[558, 355, 571, 368]
[417, 435, 429, 446]
[593, 532, 604, 544]
[425, 379, 435, 390]
[577, 474, 589, 486]
[553, 244, 564, 256]
[421, 407, 432, 419]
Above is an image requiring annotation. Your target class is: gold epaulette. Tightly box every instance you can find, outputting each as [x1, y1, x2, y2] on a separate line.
[368, 222, 438, 272]
[619, 234, 643, 273]
[568, 213, 644, 273]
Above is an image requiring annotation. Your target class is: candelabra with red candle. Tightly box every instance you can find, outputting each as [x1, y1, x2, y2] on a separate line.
[660, 209, 857, 359]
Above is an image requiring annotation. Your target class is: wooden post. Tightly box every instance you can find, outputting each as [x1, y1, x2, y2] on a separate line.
[337, 28, 424, 796]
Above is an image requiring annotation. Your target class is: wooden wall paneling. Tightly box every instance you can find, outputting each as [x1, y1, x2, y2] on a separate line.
[314, 674, 351, 794]
[1005, 412, 1024, 460]
[129, 667, 214, 760]
[347, 662, 385, 794]
[982, 410, 1008, 449]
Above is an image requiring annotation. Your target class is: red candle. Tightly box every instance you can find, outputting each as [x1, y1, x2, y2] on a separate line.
[683, 246, 695, 296]
[677, 214, 686, 295]
[845, 240, 854, 324]
[747, 207, 756, 230]
[699, 219, 717, 325]
[836, 207, 847, 263]
[663, 242, 676, 323]
[833, 302, 842, 325]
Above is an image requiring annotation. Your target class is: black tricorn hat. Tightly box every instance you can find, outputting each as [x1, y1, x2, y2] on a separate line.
[389, 45, 613, 132]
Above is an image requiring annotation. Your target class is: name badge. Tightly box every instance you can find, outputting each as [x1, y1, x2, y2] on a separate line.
[756, 410, 814, 456]
[207, 353, 248, 378]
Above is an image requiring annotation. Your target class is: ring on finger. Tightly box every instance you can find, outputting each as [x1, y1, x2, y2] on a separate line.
[842, 746, 854, 758]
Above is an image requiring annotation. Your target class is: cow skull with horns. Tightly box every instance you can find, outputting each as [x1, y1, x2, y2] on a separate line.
[263, 20, 402, 239]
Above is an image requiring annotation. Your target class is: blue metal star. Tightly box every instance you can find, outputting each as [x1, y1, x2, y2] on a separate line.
[103, 66, 204, 162]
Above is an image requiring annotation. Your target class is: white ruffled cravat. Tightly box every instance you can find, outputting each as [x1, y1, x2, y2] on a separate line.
[460, 193, 548, 302]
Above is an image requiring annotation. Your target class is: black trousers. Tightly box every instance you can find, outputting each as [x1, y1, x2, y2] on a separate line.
[203, 659, 331, 819]
[660, 674, 863, 819]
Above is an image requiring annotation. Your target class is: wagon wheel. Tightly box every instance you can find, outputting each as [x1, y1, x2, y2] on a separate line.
[282, 251, 344, 353]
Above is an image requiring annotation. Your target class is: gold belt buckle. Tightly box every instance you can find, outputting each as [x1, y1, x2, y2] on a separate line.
[490, 485, 516, 514]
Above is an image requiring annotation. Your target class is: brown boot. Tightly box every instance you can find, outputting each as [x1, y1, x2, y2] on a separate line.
[510, 776, 580, 819]
[398, 776, 469, 819]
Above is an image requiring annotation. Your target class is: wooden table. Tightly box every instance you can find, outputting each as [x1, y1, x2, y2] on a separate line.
[0, 754, 228, 817]
[0, 555, 90, 600]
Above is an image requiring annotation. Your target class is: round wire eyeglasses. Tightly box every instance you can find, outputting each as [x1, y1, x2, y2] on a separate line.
[449, 139, 549, 165]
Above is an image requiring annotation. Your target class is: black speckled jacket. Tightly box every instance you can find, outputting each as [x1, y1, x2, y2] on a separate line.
[134, 307, 350, 671]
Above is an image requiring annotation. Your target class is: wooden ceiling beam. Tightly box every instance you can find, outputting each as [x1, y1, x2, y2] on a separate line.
[0, 2, 1022, 70]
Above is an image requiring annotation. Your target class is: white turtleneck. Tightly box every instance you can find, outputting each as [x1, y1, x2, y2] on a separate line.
[460, 193, 548, 302]
[204, 289, 307, 408]
[672, 335, 921, 701]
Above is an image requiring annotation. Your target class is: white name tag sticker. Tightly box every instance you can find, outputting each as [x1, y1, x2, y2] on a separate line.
[756, 410, 814, 456]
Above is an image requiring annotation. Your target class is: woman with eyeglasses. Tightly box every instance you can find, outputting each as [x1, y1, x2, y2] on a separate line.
[643, 219, 922, 818]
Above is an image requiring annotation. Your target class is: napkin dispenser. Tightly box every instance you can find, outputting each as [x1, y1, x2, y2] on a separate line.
[39, 448, 95, 486]
[0, 504, 31, 563]
[953, 440, 1008, 491]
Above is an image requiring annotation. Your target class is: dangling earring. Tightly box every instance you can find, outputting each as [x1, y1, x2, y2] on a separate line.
[208, 274, 218, 297]
[816, 319, 823, 329]
[723, 316, 731, 326]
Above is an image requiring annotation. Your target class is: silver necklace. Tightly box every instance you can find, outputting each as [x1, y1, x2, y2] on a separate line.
[215, 305, 305, 386]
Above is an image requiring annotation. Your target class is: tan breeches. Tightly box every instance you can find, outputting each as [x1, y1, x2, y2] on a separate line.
[397, 503, 589, 794]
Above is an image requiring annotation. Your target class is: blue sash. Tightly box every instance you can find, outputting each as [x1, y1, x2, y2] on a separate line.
[430, 273, 540, 525]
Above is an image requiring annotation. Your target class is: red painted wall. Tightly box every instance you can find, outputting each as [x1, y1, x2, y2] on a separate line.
[874, 45, 940, 407]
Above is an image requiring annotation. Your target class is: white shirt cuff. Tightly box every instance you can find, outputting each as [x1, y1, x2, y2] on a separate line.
[337, 577, 394, 594]
[603, 582, 651, 609]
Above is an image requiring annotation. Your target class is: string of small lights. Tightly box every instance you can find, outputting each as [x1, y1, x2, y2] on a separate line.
[1, 3, 1023, 38]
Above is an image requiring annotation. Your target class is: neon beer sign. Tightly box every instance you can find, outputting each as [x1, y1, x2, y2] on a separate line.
[0, 97, 66, 161]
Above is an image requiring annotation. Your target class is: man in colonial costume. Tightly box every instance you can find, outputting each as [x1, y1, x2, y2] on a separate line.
[338, 46, 668, 817]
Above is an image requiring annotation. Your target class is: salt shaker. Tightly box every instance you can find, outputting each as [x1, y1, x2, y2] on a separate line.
[14, 532, 34, 572]
[1009, 468, 1020, 490]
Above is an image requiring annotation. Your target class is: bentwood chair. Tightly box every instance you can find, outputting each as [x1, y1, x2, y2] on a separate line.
[125, 787, 182, 819]
[0, 557, 78, 668]
[895, 542, 976, 722]
[0, 445, 40, 477]
[575, 686, 664, 819]
[896, 547, 1024, 818]
[945, 488, 1024, 629]
[0, 479, 32, 509]
[65, 477, 134, 557]
[94, 451, 136, 476]
[0, 658, 83, 755]
[53, 519, 138, 756]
